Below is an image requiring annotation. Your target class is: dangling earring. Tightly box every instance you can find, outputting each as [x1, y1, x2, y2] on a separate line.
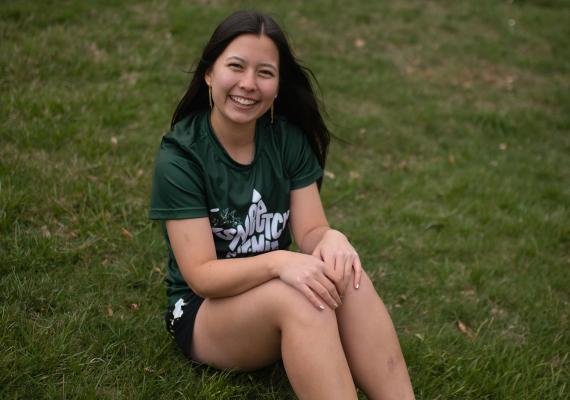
[208, 86, 213, 109]
[271, 95, 277, 124]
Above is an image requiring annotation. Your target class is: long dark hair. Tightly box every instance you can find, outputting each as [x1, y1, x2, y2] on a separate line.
[171, 10, 330, 182]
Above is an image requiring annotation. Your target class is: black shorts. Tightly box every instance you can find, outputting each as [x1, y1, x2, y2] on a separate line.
[164, 294, 204, 360]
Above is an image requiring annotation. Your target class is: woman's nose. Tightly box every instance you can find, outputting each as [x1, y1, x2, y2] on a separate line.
[238, 70, 256, 91]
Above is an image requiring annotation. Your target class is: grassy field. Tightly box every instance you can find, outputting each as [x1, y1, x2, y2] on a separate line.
[1, 0, 569, 398]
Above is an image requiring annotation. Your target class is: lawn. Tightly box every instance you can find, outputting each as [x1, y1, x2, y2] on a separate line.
[1, 0, 569, 398]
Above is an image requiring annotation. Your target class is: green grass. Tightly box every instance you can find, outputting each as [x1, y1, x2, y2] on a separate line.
[1, 0, 569, 398]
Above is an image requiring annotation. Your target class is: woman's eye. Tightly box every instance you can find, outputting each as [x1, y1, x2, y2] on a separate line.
[228, 63, 242, 70]
[259, 70, 274, 78]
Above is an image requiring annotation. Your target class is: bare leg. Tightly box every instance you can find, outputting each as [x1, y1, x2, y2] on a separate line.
[336, 271, 415, 400]
[190, 279, 357, 400]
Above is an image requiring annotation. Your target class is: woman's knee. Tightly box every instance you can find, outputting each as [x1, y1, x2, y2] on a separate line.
[340, 268, 386, 305]
[342, 268, 371, 294]
[260, 279, 338, 328]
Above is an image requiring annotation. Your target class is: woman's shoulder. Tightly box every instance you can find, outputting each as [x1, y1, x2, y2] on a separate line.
[162, 111, 210, 152]
[265, 115, 306, 147]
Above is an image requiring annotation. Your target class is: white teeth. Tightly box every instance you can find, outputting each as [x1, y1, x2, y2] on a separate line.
[230, 95, 256, 105]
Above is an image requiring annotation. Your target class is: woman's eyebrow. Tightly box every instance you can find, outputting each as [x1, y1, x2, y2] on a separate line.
[259, 63, 278, 72]
[225, 56, 278, 71]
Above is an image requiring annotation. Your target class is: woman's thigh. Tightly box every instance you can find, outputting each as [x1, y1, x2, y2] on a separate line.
[189, 279, 311, 371]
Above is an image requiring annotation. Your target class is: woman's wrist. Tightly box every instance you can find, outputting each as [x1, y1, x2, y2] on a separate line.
[323, 228, 346, 240]
[301, 226, 331, 253]
[267, 249, 286, 278]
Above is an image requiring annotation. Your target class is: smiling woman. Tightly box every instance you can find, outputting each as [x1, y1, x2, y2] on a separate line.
[149, 10, 415, 400]
[205, 34, 279, 163]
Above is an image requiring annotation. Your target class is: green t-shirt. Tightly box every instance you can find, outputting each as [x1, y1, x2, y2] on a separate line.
[149, 111, 322, 306]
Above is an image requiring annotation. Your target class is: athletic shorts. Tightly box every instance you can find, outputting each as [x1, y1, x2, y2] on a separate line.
[164, 294, 204, 359]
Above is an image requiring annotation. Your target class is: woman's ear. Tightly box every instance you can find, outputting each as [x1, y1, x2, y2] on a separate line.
[204, 70, 212, 86]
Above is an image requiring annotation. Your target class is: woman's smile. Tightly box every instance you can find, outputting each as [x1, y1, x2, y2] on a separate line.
[229, 94, 259, 107]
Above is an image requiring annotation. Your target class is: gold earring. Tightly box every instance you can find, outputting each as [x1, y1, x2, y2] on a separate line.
[208, 86, 213, 109]
[270, 102, 274, 124]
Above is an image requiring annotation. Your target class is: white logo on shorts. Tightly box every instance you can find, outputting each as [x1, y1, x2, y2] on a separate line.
[171, 298, 187, 328]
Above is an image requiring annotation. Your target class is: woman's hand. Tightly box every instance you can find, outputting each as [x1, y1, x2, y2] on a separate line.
[312, 229, 362, 296]
[274, 250, 342, 310]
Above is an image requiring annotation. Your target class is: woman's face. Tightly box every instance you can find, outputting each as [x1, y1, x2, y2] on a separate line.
[205, 34, 279, 129]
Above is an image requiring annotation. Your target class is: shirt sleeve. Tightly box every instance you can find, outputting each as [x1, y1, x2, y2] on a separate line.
[149, 141, 209, 220]
[282, 122, 323, 190]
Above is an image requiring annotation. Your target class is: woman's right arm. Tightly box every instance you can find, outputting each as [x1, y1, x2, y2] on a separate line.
[167, 218, 341, 310]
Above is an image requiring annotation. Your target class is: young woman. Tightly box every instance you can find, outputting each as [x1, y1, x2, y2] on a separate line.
[150, 10, 415, 400]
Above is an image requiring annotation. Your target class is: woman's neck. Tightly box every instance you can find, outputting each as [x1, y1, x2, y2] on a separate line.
[210, 110, 256, 164]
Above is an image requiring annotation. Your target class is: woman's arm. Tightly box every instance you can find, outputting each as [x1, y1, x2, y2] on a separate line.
[289, 183, 330, 254]
[290, 183, 362, 292]
[166, 217, 342, 309]
[167, 217, 277, 297]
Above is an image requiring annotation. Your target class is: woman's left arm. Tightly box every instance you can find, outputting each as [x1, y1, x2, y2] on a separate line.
[290, 183, 362, 293]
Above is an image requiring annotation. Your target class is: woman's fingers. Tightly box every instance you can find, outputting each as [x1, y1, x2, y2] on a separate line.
[278, 251, 350, 310]
[298, 259, 341, 309]
[322, 252, 343, 289]
[300, 285, 326, 310]
[323, 265, 339, 283]
[334, 251, 361, 293]
[311, 230, 363, 292]
[311, 278, 342, 308]
[334, 253, 345, 280]
[298, 280, 340, 310]
[353, 255, 362, 289]
[342, 253, 353, 292]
